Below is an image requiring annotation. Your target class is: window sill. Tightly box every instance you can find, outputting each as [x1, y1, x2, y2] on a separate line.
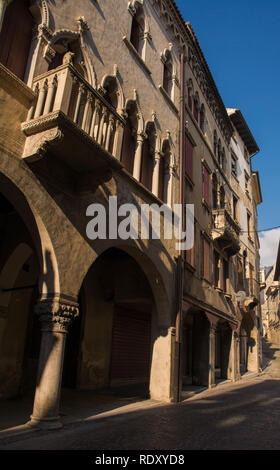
[123, 36, 152, 76]
[185, 173, 194, 188]
[248, 235, 254, 245]
[231, 172, 239, 184]
[159, 85, 179, 114]
[185, 261, 196, 273]
[202, 198, 211, 213]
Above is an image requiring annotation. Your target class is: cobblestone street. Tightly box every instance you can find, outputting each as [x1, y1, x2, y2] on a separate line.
[0, 340, 279, 450]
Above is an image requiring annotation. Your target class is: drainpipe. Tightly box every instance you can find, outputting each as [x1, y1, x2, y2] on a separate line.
[174, 52, 185, 403]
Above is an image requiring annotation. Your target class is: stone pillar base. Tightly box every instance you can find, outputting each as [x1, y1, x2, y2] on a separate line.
[28, 415, 63, 430]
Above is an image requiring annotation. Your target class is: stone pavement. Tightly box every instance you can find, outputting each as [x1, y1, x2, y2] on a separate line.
[0, 339, 280, 450]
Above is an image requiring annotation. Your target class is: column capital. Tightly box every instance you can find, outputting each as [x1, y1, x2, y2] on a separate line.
[35, 295, 79, 333]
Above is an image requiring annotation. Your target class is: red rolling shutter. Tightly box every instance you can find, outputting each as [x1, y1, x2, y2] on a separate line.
[110, 307, 151, 384]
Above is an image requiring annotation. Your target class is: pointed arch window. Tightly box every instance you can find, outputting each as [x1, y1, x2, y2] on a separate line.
[130, 7, 145, 58]
[0, 0, 34, 81]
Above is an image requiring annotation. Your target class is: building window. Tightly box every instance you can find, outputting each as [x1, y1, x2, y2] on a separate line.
[213, 130, 217, 157]
[0, 0, 34, 81]
[247, 212, 251, 237]
[233, 194, 238, 221]
[212, 174, 218, 209]
[222, 259, 229, 292]
[213, 250, 220, 288]
[231, 152, 237, 177]
[187, 79, 193, 111]
[220, 185, 225, 209]
[245, 171, 250, 195]
[162, 49, 173, 98]
[186, 227, 195, 268]
[185, 135, 194, 181]
[199, 104, 205, 132]
[193, 93, 199, 121]
[140, 122, 156, 191]
[202, 164, 210, 206]
[130, 9, 145, 57]
[249, 263, 254, 295]
[202, 237, 210, 282]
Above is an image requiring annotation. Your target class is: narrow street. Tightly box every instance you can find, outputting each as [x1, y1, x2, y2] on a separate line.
[0, 340, 280, 451]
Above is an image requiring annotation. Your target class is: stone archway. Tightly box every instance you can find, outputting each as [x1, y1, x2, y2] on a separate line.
[64, 246, 172, 402]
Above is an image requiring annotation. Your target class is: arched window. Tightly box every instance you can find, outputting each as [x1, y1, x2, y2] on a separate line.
[140, 122, 156, 191]
[187, 80, 193, 111]
[162, 50, 173, 98]
[221, 148, 226, 172]
[199, 104, 205, 132]
[0, 0, 34, 81]
[217, 139, 222, 165]
[212, 174, 218, 210]
[121, 101, 138, 174]
[103, 76, 119, 109]
[158, 140, 170, 203]
[220, 185, 225, 209]
[48, 38, 88, 80]
[213, 130, 217, 157]
[130, 6, 145, 57]
[193, 92, 199, 121]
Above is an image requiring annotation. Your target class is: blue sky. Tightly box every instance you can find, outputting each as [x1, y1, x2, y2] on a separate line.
[175, 0, 280, 265]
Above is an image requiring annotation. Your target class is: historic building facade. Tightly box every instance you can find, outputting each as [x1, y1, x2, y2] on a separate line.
[261, 244, 280, 343]
[0, 0, 263, 430]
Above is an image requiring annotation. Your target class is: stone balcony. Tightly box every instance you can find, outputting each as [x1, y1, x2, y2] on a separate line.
[211, 207, 241, 256]
[21, 63, 125, 179]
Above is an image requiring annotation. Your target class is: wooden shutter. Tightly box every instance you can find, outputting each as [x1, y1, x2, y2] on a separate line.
[110, 306, 151, 384]
[0, 0, 33, 80]
[185, 136, 193, 180]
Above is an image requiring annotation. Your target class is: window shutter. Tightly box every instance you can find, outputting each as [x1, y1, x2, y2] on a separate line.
[185, 136, 193, 180]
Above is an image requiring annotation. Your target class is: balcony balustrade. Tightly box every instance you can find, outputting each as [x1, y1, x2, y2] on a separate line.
[21, 62, 125, 175]
[211, 207, 241, 256]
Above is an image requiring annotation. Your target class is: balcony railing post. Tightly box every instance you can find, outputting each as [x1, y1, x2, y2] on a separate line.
[89, 99, 98, 138]
[97, 106, 106, 145]
[73, 83, 85, 124]
[52, 66, 74, 115]
[81, 91, 92, 132]
[34, 79, 48, 118]
[43, 75, 57, 115]
[105, 114, 115, 152]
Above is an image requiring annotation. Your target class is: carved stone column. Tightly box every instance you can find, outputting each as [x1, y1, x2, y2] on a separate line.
[29, 296, 79, 429]
[152, 151, 161, 197]
[133, 133, 144, 181]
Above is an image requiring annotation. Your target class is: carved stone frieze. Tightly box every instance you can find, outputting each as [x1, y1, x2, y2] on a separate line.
[35, 297, 79, 333]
